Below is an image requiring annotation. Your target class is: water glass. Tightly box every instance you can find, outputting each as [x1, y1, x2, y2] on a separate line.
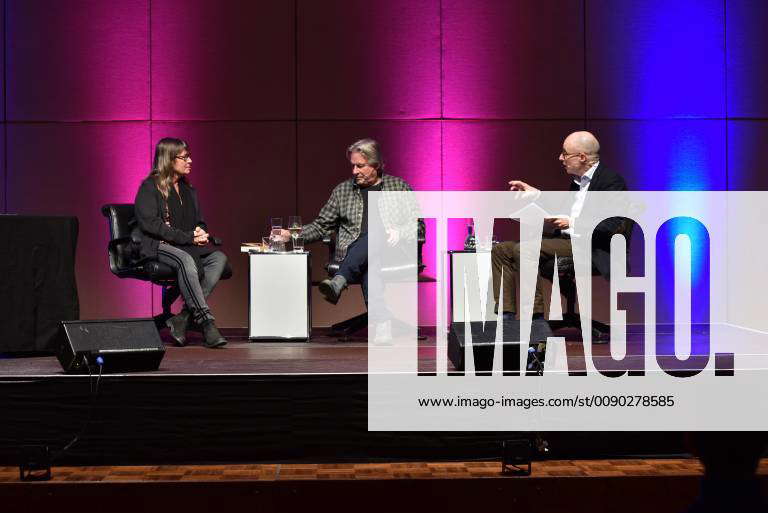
[270, 217, 282, 230]
[292, 236, 304, 253]
[270, 239, 285, 253]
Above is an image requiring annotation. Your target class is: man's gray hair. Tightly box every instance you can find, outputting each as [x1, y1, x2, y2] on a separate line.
[347, 138, 384, 171]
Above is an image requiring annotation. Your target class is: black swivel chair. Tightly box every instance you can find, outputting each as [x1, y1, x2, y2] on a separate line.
[102, 204, 232, 326]
[322, 227, 426, 338]
[542, 218, 634, 341]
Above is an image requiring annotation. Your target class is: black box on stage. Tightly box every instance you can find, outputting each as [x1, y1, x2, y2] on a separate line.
[447, 319, 552, 373]
[57, 319, 165, 373]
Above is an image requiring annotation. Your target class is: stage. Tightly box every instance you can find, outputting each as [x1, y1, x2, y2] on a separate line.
[0, 328, 693, 466]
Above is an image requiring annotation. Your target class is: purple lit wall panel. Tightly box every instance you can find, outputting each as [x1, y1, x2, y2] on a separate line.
[298, 0, 440, 119]
[443, 0, 584, 119]
[442, 121, 582, 191]
[586, 0, 724, 119]
[6, 123, 153, 319]
[297, 121, 441, 217]
[6, 0, 149, 121]
[442, 121, 581, 268]
[152, 0, 294, 121]
[727, 121, 768, 190]
[0, 0, 4, 121]
[418, 282, 436, 327]
[726, 1, 768, 117]
[0, 125, 5, 212]
[590, 120, 727, 190]
[150, 122, 296, 326]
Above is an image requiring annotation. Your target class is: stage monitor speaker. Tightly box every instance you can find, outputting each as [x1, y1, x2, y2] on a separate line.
[57, 319, 165, 373]
[447, 319, 552, 373]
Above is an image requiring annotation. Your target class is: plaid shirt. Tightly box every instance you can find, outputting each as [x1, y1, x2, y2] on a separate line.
[302, 174, 420, 262]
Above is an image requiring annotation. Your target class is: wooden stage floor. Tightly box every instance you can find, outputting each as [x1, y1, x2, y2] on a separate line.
[0, 326, 688, 377]
[2, 457, 755, 482]
[0, 331, 384, 376]
[1, 459, 766, 513]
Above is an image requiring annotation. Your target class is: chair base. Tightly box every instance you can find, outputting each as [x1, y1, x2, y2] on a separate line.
[331, 313, 368, 341]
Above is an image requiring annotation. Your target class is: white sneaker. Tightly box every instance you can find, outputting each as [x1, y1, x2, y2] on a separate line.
[373, 320, 393, 345]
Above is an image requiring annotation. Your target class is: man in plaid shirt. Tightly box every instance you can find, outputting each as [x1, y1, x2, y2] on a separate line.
[299, 138, 420, 305]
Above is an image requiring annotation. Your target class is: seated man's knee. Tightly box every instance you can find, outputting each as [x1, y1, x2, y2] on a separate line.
[493, 241, 519, 260]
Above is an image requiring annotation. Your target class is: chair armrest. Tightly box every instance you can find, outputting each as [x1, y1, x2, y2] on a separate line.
[322, 234, 336, 271]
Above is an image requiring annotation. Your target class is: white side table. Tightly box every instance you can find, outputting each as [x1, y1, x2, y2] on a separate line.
[449, 250, 498, 323]
[240, 247, 311, 340]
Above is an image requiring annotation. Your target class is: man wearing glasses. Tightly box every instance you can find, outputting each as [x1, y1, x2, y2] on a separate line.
[491, 131, 627, 338]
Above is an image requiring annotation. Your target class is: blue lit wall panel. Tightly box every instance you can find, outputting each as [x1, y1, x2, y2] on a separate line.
[587, 0, 725, 119]
[726, 0, 768, 118]
[727, 121, 768, 190]
[590, 120, 726, 190]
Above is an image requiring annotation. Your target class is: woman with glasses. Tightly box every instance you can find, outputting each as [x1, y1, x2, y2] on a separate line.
[134, 137, 229, 348]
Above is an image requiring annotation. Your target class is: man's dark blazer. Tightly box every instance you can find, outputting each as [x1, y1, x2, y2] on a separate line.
[564, 162, 629, 279]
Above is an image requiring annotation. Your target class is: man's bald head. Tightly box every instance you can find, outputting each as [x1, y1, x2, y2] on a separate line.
[559, 131, 600, 176]
[563, 131, 600, 158]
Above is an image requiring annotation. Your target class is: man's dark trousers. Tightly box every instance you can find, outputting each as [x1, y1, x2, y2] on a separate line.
[337, 234, 369, 302]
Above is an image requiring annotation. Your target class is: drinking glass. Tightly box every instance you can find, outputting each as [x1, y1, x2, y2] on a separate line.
[269, 238, 285, 253]
[261, 236, 272, 252]
[288, 216, 302, 239]
[292, 235, 304, 253]
[269, 229, 285, 252]
[270, 217, 283, 230]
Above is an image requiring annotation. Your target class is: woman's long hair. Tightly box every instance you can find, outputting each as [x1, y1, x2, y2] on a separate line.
[149, 137, 189, 198]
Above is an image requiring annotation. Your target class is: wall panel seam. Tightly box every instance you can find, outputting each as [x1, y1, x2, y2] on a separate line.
[3, 0, 6, 213]
[723, 0, 728, 192]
